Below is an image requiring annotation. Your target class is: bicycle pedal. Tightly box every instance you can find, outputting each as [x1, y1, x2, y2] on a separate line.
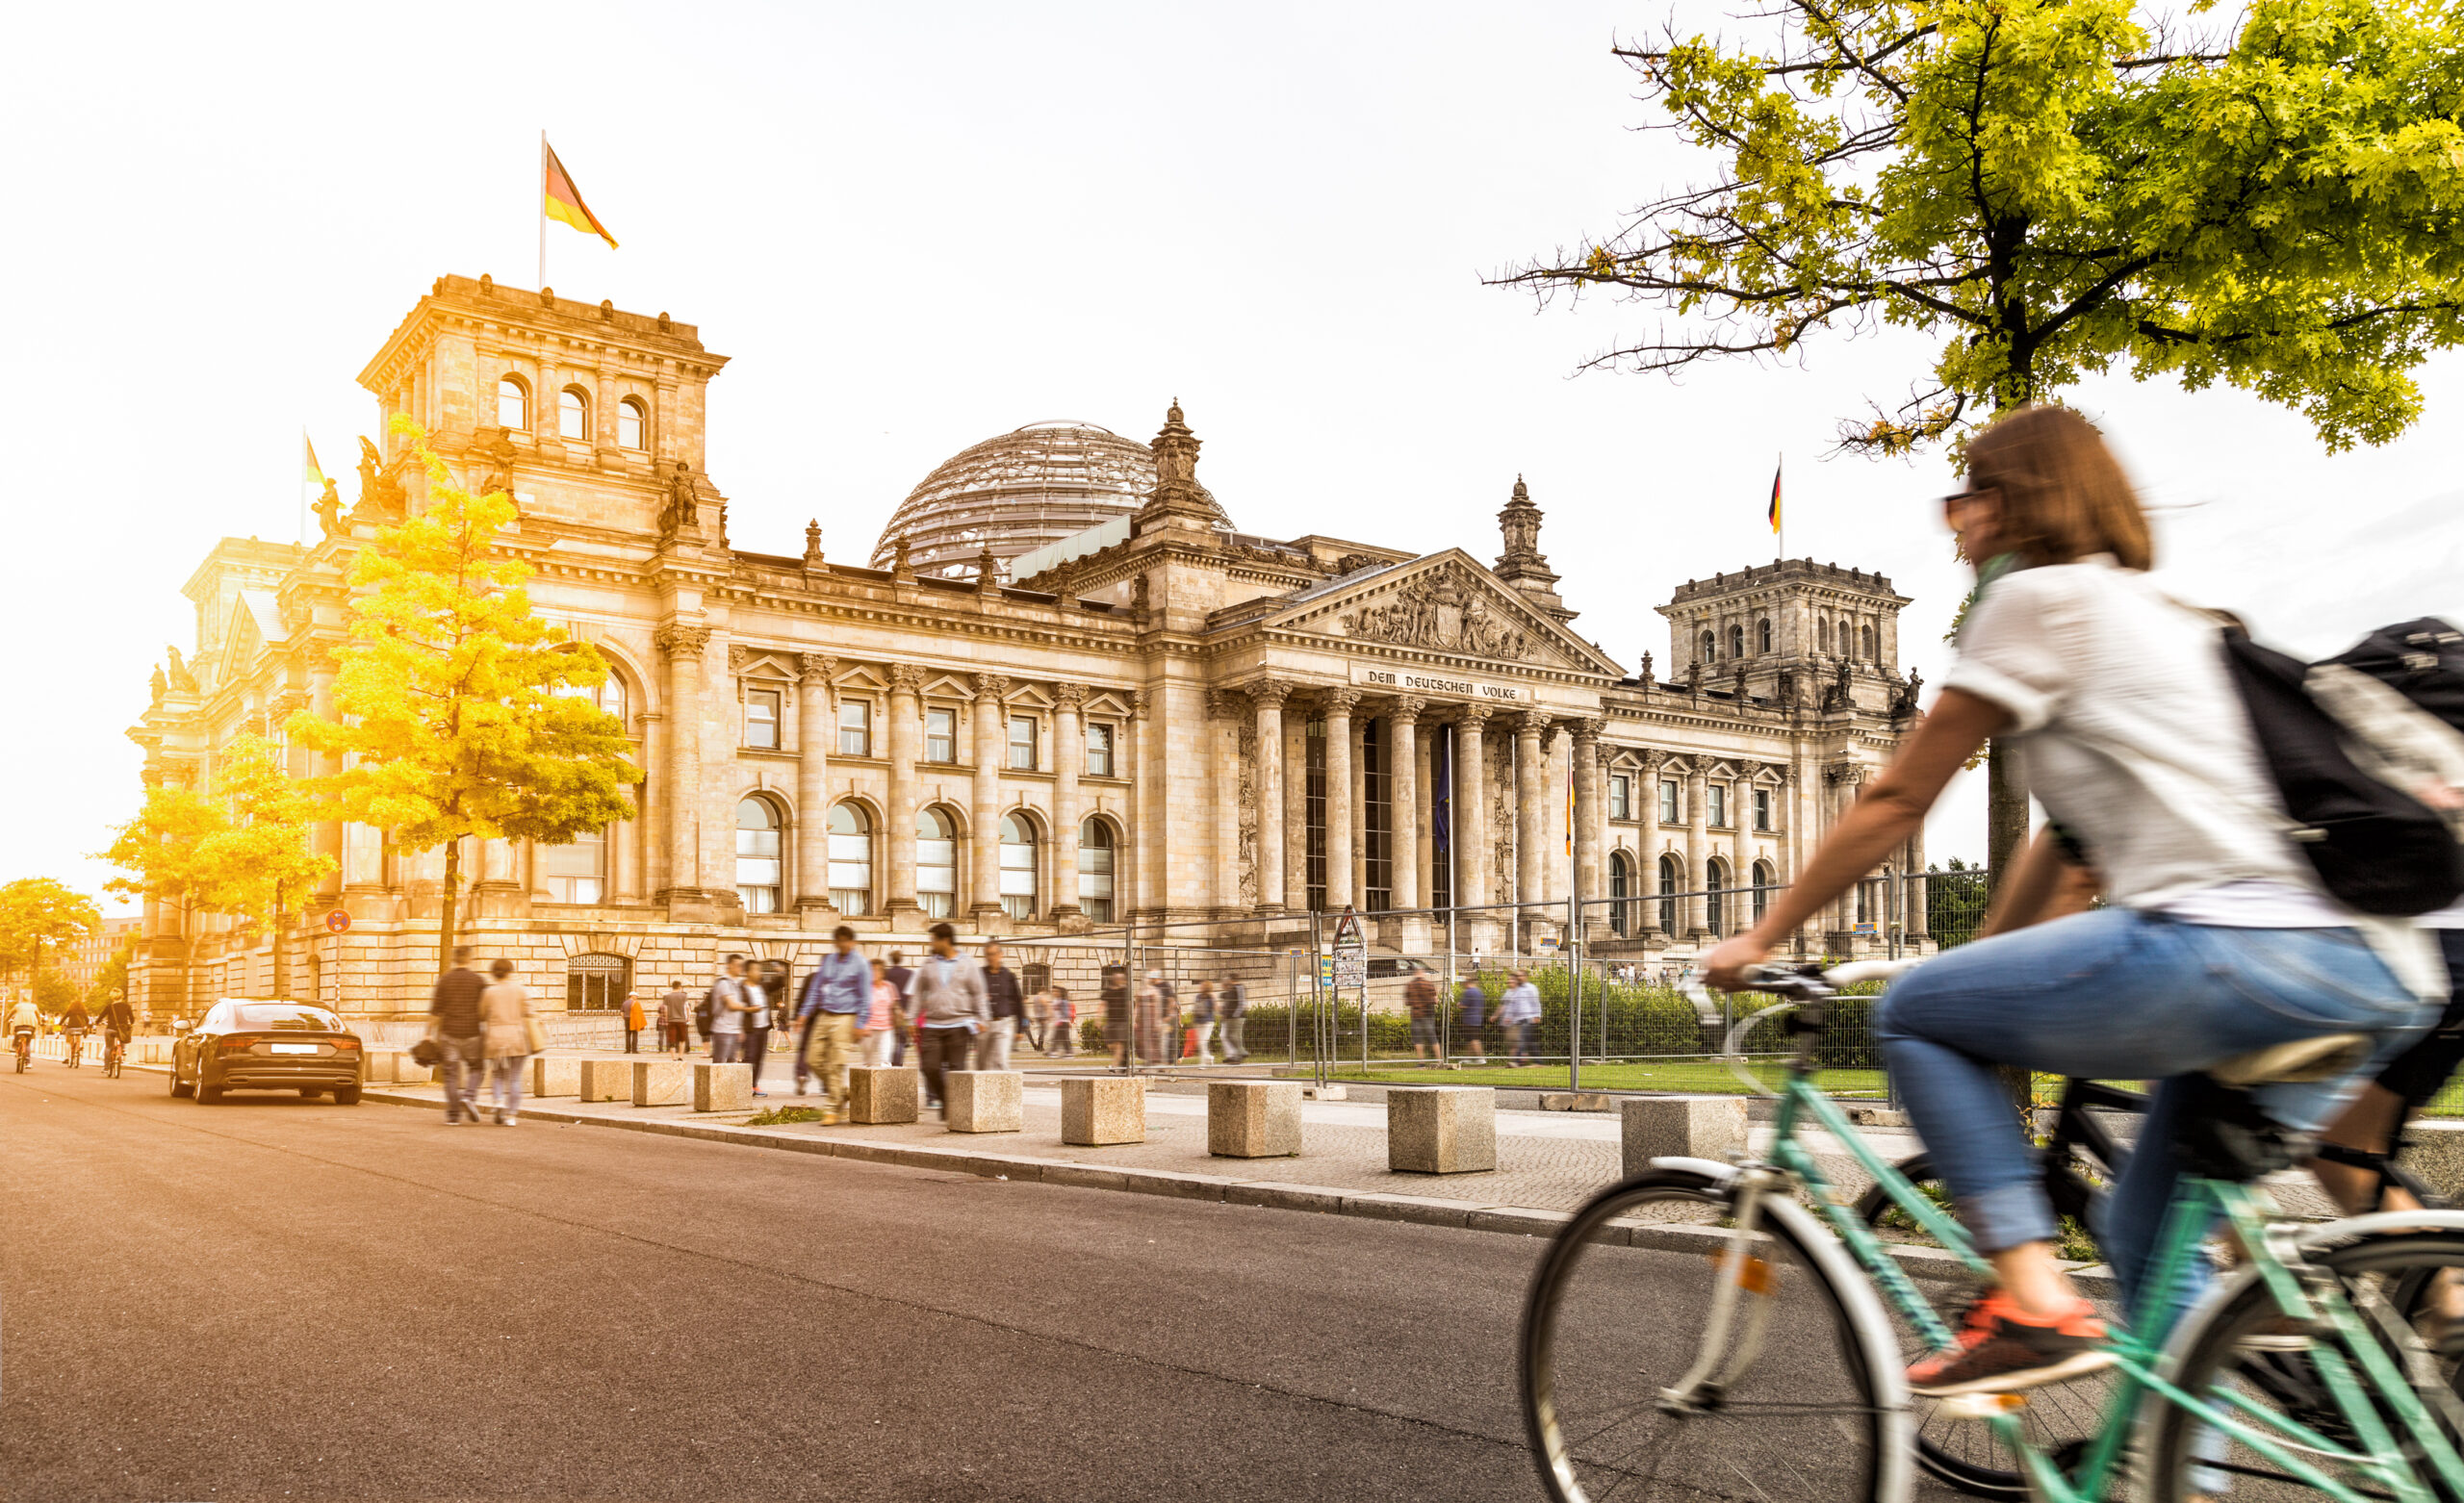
[1934, 1391, 2028, 1422]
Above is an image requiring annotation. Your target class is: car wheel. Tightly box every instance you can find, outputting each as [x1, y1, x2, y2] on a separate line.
[169, 1058, 193, 1098]
[196, 1080, 223, 1104]
[334, 1086, 362, 1106]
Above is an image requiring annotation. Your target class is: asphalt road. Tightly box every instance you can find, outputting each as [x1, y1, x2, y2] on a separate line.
[3, 1062, 1590, 1503]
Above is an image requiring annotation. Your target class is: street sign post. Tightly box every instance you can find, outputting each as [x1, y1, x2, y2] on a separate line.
[324, 909, 352, 933]
[1331, 905, 1368, 1074]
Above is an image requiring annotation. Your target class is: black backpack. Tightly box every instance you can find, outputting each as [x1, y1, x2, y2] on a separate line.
[2221, 617, 2464, 916]
[693, 992, 715, 1040]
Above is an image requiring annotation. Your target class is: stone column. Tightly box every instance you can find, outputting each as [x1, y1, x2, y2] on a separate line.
[1050, 683, 1087, 921]
[1249, 680, 1289, 914]
[1414, 726, 1435, 908]
[1636, 751, 1666, 945]
[1571, 718, 1601, 937]
[883, 664, 924, 919]
[1129, 689, 1154, 919]
[1456, 706, 1492, 910]
[795, 653, 836, 920]
[654, 624, 712, 912]
[1389, 698, 1423, 912]
[639, 709, 666, 899]
[1683, 757, 1710, 940]
[1515, 711, 1550, 923]
[307, 655, 343, 900]
[969, 674, 1010, 929]
[1322, 689, 1358, 909]
[1282, 711, 1307, 910]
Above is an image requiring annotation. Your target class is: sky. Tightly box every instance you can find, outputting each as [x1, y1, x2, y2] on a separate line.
[5, 1, 2458, 914]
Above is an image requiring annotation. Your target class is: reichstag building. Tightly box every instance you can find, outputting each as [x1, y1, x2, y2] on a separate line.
[129, 275, 1928, 1013]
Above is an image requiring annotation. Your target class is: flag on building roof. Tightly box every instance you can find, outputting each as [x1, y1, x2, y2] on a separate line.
[543, 139, 618, 249]
[303, 432, 326, 488]
[1766, 458, 1783, 534]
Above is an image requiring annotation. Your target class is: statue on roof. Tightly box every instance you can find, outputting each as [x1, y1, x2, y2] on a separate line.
[149, 666, 167, 705]
[312, 476, 344, 539]
[165, 646, 196, 693]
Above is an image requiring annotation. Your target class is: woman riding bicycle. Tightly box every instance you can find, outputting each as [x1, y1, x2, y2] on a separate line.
[1705, 405, 2446, 1398]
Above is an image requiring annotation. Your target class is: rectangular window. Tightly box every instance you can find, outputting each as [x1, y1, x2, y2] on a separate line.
[1708, 783, 1729, 828]
[837, 701, 871, 757]
[1754, 786, 1773, 831]
[539, 828, 605, 904]
[1608, 775, 1630, 821]
[744, 689, 781, 750]
[925, 706, 956, 763]
[1658, 779, 1679, 825]
[1077, 842, 1114, 924]
[1085, 722, 1114, 777]
[1008, 714, 1037, 770]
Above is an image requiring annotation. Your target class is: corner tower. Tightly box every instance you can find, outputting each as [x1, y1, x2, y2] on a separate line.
[1659, 560, 1912, 713]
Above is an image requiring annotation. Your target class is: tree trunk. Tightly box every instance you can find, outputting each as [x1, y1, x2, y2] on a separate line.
[270, 893, 290, 1003]
[437, 839, 462, 977]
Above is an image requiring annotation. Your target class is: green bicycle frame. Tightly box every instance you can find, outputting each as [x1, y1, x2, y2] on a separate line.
[1748, 1070, 2464, 1503]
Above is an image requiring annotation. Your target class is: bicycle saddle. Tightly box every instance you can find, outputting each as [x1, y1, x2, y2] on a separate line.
[2207, 1032, 2373, 1087]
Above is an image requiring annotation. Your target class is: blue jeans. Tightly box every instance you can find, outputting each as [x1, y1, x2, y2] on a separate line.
[1878, 908, 2426, 1316]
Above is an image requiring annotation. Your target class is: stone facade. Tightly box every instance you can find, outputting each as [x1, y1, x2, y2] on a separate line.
[124, 276, 1926, 1017]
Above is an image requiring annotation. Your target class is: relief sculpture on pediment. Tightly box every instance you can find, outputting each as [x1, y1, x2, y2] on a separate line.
[1337, 565, 1536, 662]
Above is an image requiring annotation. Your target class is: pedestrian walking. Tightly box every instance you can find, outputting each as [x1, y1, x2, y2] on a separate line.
[623, 990, 645, 1055]
[660, 981, 692, 1057]
[741, 964, 775, 1097]
[908, 923, 988, 1117]
[706, 956, 750, 1065]
[1190, 981, 1219, 1066]
[977, 942, 1022, 1071]
[885, 950, 914, 1067]
[861, 959, 900, 1067]
[480, 958, 538, 1127]
[1404, 966, 1439, 1060]
[428, 945, 488, 1125]
[1101, 965, 1132, 1070]
[1135, 970, 1168, 1066]
[796, 926, 869, 1120]
[1218, 981, 1247, 1063]
[1455, 976, 1488, 1059]
[1044, 984, 1076, 1057]
[1499, 969, 1541, 1067]
[1026, 986, 1053, 1057]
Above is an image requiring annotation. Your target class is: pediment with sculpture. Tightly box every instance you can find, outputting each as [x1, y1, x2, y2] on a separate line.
[1271, 553, 1620, 675]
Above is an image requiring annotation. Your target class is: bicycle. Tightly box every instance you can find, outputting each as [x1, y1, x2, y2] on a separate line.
[102, 1031, 126, 1079]
[64, 1027, 85, 1069]
[1519, 959, 2464, 1503]
[12, 1028, 31, 1073]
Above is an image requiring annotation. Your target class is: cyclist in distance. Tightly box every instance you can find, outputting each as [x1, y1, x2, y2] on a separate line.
[97, 991, 134, 1068]
[59, 997, 92, 1067]
[7, 993, 39, 1064]
[1705, 405, 2446, 1397]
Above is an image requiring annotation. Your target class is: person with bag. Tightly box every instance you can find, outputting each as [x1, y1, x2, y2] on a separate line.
[1190, 981, 1218, 1066]
[623, 991, 645, 1055]
[976, 942, 1022, 1071]
[1217, 981, 1246, 1064]
[660, 980, 692, 1057]
[1044, 984, 1077, 1057]
[480, 958, 539, 1127]
[706, 956, 749, 1065]
[428, 945, 489, 1126]
[860, 958, 901, 1067]
[907, 923, 987, 1116]
[741, 962, 775, 1098]
[795, 927, 869, 1117]
[1703, 404, 2445, 1398]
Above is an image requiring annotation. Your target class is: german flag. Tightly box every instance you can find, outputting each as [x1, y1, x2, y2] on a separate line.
[543, 140, 618, 249]
[1767, 458, 1783, 534]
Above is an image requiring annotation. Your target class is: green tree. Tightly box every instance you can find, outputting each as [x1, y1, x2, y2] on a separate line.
[201, 734, 335, 1001]
[88, 942, 130, 1010]
[1500, 0, 2464, 873]
[0, 877, 102, 992]
[102, 776, 236, 1010]
[292, 419, 636, 970]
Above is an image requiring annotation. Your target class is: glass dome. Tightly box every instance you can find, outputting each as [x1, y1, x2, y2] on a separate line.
[870, 420, 1229, 580]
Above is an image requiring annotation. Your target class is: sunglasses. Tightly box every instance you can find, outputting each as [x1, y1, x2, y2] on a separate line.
[1939, 485, 1999, 513]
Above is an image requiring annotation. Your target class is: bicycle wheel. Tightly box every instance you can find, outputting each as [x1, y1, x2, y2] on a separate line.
[1522, 1165, 1907, 1503]
[1856, 1153, 2122, 1500]
[2146, 1226, 2464, 1503]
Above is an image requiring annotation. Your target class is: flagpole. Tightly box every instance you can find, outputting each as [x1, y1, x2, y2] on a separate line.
[537, 130, 548, 292]
[1777, 449, 1785, 564]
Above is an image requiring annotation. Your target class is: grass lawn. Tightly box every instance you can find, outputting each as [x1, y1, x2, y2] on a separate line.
[1319, 1059, 1890, 1097]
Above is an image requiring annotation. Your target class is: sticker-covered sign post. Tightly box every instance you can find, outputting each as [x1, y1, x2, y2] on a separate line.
[1331, 905, 1368, 1076]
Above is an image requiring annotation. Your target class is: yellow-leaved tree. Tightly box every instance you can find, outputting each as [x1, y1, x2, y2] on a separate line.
[292, 419, 636, 972]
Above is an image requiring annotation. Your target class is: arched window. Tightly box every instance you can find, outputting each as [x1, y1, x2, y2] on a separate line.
[1078, 816, 1116, 923]
[1727, 624, 1745, 660]
[1752, 860, 1776, 924]
[617, 396, 647, 450]
[1861, 622, 1878, 661]
[566, 953, 629, 1011]
[826, 802, 872, 914]
[735, 797, 783, 914]
[916, 806, 957, 919]
[1706, 859, 1727, 936]
[1608, 851, 1633, 937]
[1701, 631, 1717, 664]
[559, 386, 589, 440]
[1817, 618, 1831, 652]
[1758, 618, 1773, 653]
[540, 826, 605, 904]
[1657, 854, 1680, 935]
[1840, 618, 1855, 657]
[998, 813, 1038, 921]
[557, 671, 626, 724]
[498, 375, 529, 430]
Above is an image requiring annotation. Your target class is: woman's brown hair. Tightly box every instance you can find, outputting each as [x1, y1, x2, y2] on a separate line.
[1964, 405, 2154, 571]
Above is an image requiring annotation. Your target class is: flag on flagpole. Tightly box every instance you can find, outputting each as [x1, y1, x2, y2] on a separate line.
[303, 432, 326, 488]
[543, 140, 619, 249]
[1766, 457, 1783, 534]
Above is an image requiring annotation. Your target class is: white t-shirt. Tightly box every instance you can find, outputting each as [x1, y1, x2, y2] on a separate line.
[1946, 556, 2445, 998]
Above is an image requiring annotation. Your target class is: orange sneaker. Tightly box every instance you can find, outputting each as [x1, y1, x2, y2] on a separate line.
[1908, 1289, 2114, 1397]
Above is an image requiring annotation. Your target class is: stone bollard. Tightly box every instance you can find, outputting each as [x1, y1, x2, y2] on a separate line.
[943, 1070, 1024, 1133]
[693, 1061, 753, 1112]
[1061, 1076, 1145, 1145]
[631, 1057, 689, 1107]
[528, 1057, 581, 1098]
[848, 1067, 919, 1124]
[374, 1050, 428, 1083]
[576, 1058, 632, 1103]
[1621, 1094, 1748, 1177]
[1208, 1080, 1302, 1159]
[1387, 1085, 1499, 1174]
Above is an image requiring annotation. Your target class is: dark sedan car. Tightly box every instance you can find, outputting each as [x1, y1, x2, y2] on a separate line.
[170, 1000, 365, 1105]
